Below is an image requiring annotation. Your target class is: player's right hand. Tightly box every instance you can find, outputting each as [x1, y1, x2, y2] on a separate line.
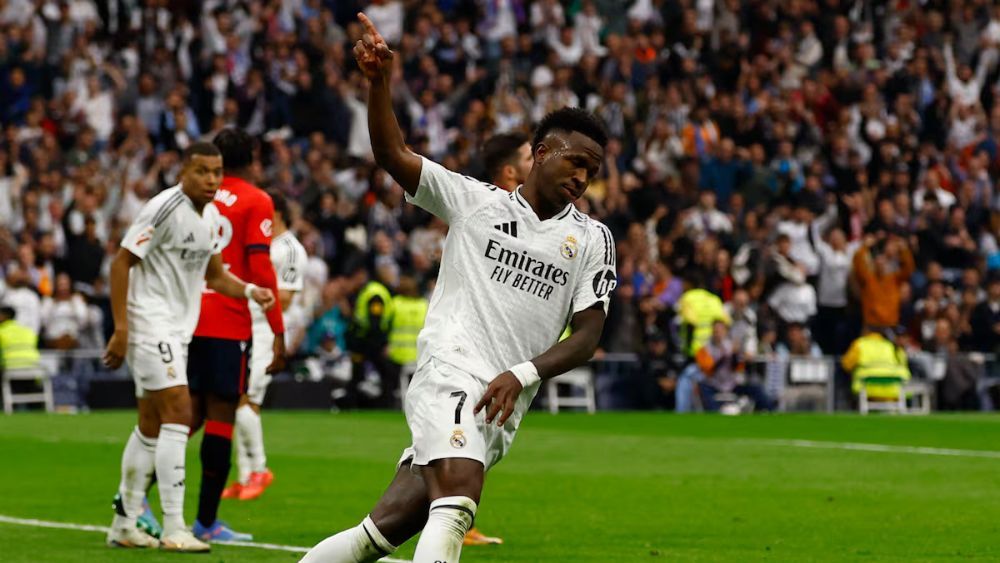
[251, 287, 276, 311]
[474, 372, 523, 427]
[266, 335, 286, 374]
[103, 331, 127, 369]
[354, 13, 393, 81]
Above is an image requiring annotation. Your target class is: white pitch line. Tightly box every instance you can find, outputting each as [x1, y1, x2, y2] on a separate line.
[0, 514, 412, 562]
[747, 439, 1000, 459]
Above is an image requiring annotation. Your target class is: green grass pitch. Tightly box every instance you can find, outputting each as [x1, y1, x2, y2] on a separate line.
[2, 411, 1000, 561]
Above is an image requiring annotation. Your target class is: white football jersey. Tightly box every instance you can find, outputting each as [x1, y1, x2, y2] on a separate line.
[250, 230, 308, 345]
[407, 157, 617, 384]
[120, 185, 220, 343]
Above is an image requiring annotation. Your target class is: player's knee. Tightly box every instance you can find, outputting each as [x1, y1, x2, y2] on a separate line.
[427, 496, 477, 537]
[154, 387, 192, 425]
[205, 394, 238, 423]
[137, 416, 160, 438]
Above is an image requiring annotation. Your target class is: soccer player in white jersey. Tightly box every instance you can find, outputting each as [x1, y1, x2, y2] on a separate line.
[302, 14, 615, 563]
[103, 143, 275, 552]
[224, 190, 307, 501]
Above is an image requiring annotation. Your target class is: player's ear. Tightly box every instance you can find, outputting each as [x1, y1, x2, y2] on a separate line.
[533, 142, 548, 164]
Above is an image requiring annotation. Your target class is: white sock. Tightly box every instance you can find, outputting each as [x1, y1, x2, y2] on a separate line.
[412, 496, 477, 563]
[234, 407, 252, 485]
[156, 423, 190, 535]
[236, 404, 266, 481]
[111, 427, 157, 530]
[300, 515, 397, 563]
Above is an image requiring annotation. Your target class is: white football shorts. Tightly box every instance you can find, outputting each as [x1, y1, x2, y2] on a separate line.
[127, 337, 188, 398]
[398, 357, 530, 472]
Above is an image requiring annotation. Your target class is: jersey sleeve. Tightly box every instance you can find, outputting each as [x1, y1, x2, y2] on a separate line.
[276, 242, 307, 292]
[244, 191, 275, 253]
[572, 223, 617, 316]
[405, 156, 501, 223]
[120, 195, 172, 259]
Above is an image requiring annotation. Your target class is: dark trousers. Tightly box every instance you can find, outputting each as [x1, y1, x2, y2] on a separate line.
[698, 382, 775, 412]
[813, 305, 851, 355]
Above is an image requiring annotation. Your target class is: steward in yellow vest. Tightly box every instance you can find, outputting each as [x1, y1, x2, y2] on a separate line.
[0, 306, 41, 370]
[345, 266, 397, 408]
[841, 329, 910, 400]
[388, 277, 428, 366]
[677, 272, 731, 358]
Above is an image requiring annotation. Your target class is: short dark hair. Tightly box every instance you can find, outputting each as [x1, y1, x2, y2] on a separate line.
[268, 189, 291, 226]
[182, 142, 221, 162]
[532, 107, 608, 150]
[212, 128, 255, 171]
[482, 132, 529, 182]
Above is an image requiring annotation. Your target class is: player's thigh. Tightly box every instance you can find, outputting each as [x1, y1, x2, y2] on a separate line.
[148, 385, 192, 426]
[188, 336, 251, 402]
[136, 397, 160, 437]
[422, 457, 484, 503]
[204, 392, 238, 424]
[403, 359, 490, 479]
[369, 463, 431, 546]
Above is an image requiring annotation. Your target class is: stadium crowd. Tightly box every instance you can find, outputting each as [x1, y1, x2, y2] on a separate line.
[1, 0, 999, 410]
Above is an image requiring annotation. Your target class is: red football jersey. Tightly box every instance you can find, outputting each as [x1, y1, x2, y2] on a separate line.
[195, 176, 274, 340]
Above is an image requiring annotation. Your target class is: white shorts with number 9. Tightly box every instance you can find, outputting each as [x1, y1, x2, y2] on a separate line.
[127, 337, 189, 398]
[398, 358, 539, 472]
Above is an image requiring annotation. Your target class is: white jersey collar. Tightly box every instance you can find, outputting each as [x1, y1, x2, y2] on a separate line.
[513, 185, 575, 222]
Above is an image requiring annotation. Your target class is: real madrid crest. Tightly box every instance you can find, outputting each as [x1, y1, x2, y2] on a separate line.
[560, 235, 578, 260]
[166, 366, 177, 379]
[450, 429, 467, 449]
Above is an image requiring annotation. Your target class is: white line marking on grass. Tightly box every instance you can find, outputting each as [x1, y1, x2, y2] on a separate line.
[0, 515, 411, 562]
[749, 439, 1000, 459]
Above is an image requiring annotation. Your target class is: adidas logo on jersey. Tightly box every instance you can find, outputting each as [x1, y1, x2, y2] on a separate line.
[184, 233, 195, 243]
[493, 221, 518, 238]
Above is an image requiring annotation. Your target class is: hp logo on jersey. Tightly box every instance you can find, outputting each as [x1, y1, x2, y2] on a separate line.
[593, 269, 617, 298]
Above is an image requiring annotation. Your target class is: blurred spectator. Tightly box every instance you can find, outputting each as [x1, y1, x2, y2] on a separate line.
[2, 269, 41, 335]
[38, 273, 87, 350]
[851, 235, 915, 330]
[723, 288, 757, 358]
[765, 233, 817, 326]
[694, 321, 773, 413]
[776, 322, 822, 359]
[970, 274, 1000, 356]
[811, 203, 861, 353]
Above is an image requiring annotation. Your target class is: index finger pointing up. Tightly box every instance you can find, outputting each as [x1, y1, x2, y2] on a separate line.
[357, 12, 382, 41]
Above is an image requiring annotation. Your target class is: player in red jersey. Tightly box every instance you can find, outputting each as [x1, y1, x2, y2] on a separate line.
[188, 129, 286, 542]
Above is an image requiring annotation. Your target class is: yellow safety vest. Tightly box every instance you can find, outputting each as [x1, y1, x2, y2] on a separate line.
[353, 281, 394, 336]
[678, 289, 730, 356]
[0, 320, 41, 369]
[850, 334, 910, 399]
[388, 295, 428, 365]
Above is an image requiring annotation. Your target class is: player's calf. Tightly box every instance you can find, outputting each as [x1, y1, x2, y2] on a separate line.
[412, 496, 478, 563]
[299, 516, 398, 563]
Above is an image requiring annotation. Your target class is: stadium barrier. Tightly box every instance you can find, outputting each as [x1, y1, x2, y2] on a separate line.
[0, 349, 995, 414]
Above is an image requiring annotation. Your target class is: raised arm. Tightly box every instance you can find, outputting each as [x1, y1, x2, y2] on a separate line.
[355, 13, 422, 195]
